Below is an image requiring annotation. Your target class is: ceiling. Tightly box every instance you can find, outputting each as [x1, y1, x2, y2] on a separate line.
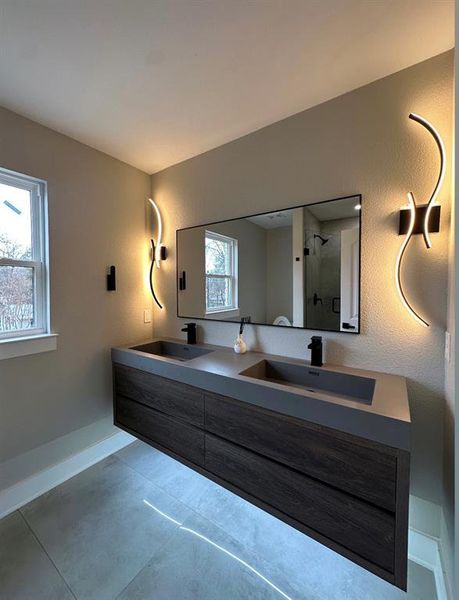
[0, 1, 454, 174]
[307, 196, 360, 222]
[248, 210, 293, 230]
[246, 195, 360, 229]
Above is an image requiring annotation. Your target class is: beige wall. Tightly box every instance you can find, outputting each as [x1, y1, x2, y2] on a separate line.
[176, 227, 206, 319]
[151, 51, 454, 507]
[266, 226, 292, 324]
[0, 107, 152, 469]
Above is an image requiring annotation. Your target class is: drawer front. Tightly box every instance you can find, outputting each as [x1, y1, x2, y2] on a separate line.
[205, 392, 396, 511]
[205, 434, 395, 573]
[116, 395, 204, 466]
[114, 364, 204, 427]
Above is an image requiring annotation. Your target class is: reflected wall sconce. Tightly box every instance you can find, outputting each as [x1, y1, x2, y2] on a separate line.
[396, 113, 446, 327]
[148, 198, 167, 309]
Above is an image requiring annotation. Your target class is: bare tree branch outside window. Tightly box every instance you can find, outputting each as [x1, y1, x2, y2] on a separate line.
[0, 234, 34, 332]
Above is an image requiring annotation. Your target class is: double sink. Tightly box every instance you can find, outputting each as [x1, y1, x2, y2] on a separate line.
[130, 339, 375, 405]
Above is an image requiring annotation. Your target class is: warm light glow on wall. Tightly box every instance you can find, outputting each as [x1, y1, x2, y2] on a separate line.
[408, 113, 446, 249]
[395, 113, 446, 327]
[395, 192, 429, 327]
[148, 198, 165, 309]
[148, 198, 163, 267]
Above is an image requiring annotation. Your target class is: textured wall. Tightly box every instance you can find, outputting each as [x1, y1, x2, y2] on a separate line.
[151, 51, 454, 505]
[0, 107, 152, 465]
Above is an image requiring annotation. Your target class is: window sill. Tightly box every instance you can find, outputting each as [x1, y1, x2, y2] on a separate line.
[206, 308, 240, 319]
[0, 333, 58, 360]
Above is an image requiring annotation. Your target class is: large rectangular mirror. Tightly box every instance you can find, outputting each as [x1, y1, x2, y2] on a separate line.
[177, 195, 361, 332]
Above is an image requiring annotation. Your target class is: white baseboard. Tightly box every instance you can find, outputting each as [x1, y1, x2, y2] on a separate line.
[409, 528, 450, 600]
[0, 430, 134, 520]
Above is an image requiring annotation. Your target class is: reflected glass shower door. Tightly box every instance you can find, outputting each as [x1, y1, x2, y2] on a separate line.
[304, 230, 340, 331]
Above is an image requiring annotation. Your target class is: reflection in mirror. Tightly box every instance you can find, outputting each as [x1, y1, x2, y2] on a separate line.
[177, 195, 361, 333]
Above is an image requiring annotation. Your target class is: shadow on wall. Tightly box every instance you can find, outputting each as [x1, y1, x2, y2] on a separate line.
[406, 379, 444, 505]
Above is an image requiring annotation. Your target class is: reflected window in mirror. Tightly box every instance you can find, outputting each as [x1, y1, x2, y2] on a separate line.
[205, 231, 238, 315]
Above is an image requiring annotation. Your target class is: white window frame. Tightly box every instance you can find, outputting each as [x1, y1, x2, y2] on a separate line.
[0, 167, 50, 342]
[205, 230, 238, 315]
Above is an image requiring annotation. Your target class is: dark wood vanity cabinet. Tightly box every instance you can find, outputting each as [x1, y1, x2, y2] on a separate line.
[116, 394, 205, 466]
[113, 363, 409, 590]
[205, 391, 398, 511]
[114, 363, 204, 427]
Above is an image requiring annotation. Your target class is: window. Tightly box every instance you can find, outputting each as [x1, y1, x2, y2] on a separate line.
[205, 231, 238, 313]
[0, 168, 49, 341]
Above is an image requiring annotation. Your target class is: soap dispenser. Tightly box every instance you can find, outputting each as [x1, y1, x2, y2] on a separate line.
[234, 317, 249, 354]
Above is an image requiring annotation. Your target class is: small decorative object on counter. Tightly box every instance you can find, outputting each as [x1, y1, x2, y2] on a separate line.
[234, 317, 250, 354]
[234, 334, 247, 354]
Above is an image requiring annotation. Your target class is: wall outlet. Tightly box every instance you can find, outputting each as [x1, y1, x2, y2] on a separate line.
[144, 309, 152, 324]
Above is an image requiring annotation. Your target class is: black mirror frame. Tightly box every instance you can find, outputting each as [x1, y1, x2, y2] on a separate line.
[176, 194, 362, 334]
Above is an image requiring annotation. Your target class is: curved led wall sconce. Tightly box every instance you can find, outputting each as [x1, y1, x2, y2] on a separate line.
[148, 198, 166, 309]
[396, 192, 429, 328]
[409, 113, 446, 249]
[396, 113, 446, 327]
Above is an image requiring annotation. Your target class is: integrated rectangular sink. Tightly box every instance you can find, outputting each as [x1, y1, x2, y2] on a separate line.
[239, 359, 375, 404]
[130, 340, 213, 362]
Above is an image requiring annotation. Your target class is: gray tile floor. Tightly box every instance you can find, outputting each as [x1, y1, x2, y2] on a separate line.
[1, 440, 437, 600]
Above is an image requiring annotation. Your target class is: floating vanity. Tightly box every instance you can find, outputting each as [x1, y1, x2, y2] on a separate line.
[112, 339, 410, 590]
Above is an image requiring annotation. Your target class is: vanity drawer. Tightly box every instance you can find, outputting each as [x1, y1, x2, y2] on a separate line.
[204, 391, 397, 511]
[114, 364, 204, 427]
[115, 394, 205, 466]
[205, 433, 395, 573]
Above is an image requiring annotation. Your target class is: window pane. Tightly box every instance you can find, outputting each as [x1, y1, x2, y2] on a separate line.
[0, 266, 35, 333]
[0, 183, 32, 259]
[206, 276, 232, 310]
[205, 236, 231, 275]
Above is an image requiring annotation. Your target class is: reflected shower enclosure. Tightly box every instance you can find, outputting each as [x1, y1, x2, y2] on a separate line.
[303, 198, 361, 331]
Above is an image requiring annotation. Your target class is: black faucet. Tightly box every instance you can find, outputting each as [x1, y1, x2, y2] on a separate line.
[181, 322, 197, 345]
[308, 335, 323, 367]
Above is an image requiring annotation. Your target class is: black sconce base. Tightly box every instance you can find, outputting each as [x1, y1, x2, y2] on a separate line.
[398, 204, 440, 235]
[107, 265, 116, 291]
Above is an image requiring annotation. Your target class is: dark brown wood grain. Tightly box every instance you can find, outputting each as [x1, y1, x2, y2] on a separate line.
[114, 364, 204, 426]
[205, 433, 395, 572]
[205, 391, 397, 510]
[115, 394, 205, 466]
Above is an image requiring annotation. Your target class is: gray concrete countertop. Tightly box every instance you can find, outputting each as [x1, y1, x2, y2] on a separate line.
[112, 337, 411, 451]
